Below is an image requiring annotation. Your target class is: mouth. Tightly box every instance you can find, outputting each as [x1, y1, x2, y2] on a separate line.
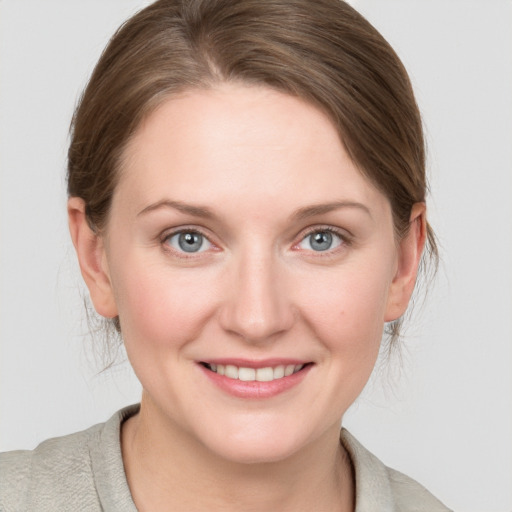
[200, 362, 309, 382]
[198, 359, 314, 398]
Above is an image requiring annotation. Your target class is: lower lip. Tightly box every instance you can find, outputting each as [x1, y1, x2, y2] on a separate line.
[199, 364, 313, 399]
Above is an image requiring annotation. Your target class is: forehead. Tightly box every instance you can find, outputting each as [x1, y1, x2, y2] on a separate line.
[115, 84, 389, 218]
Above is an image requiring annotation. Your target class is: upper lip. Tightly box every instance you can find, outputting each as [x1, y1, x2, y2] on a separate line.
[199, 358, 312, 369]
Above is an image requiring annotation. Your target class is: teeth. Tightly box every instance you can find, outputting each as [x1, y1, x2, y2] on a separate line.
[239, 367, 255, 381]
[273, 365, 285, 379]
[208, 363, 305, 382]
[225, 365, 238, 379]
[284, 364, 295, 377]
[255, 367, 273, 382]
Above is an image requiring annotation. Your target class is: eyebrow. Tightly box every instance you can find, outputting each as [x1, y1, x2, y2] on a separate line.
[137, 199, 372, 221]
[291, 201, 372, 221]
[137, 199, 216, 219]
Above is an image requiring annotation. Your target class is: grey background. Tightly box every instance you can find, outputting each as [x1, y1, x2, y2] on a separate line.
[1, 1, 511, 510]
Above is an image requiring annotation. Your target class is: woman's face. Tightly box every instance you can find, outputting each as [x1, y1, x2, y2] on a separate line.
[95, 84, 414, 463]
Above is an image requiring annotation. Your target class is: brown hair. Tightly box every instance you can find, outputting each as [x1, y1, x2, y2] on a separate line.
[68, 0, 438, 347]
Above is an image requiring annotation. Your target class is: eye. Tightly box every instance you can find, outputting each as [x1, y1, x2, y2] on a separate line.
[297, 229, 344, 252]
[165, 230, 212, 253]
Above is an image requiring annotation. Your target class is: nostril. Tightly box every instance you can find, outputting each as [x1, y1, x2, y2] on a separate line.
[217, 265, 295, 342]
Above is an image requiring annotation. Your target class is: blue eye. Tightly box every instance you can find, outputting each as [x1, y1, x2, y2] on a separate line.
[166, 231, 212, 253]
[298, 230, 343, 252]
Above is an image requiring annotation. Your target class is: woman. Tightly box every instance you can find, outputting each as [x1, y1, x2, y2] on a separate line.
[1, 0, 451, 510]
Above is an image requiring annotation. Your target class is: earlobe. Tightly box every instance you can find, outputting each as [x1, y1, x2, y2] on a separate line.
[67, 197, 118, 318]
[384, 203, 427, 322]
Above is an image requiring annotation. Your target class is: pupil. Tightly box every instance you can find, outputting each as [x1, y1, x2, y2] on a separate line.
[311, 231, 332, 251]
[179, 232, 202, 252]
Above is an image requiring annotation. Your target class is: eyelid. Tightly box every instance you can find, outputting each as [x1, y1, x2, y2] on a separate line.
[160, 226, 220, 257]
[293, 225, 352, 252]
[158, 224, 352, 257]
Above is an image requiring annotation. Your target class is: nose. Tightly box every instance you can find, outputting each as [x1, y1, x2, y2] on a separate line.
[218, 251, 295, 343]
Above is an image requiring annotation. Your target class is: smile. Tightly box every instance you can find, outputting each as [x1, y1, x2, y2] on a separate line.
[199, 360, 313, 399]
[202, 363, 305, 382]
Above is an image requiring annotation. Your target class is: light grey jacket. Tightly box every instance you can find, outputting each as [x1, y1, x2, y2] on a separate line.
[0, 405, 451, 511]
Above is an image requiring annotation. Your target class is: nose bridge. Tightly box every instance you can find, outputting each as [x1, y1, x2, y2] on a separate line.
[220, 245, 293, 342]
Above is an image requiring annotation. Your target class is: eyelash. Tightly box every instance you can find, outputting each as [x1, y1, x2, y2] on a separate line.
[160, 225, 352, 258]
[295, 226, 352, 253]
[161, 227, 217, 259]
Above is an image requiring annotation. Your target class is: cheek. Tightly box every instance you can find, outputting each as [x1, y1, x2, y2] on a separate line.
[298, 261, 393, 346]
[298, 262, 394, 407]
[110, 257, 219, 350]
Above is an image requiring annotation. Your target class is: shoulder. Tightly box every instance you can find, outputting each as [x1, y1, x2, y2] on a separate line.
[0, 448, 32, 511]
[0, 422, 103, 511]
[385, 466, 452, 512]
[341, 429, 452, 512]
[0, 405, 139, 512]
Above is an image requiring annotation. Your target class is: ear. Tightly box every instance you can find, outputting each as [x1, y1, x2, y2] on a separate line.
[384, 203, 427, 322]
[67, 197, 118, 318]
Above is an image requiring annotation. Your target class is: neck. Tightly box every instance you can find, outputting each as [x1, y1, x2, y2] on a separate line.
[121, 396, 355, 512]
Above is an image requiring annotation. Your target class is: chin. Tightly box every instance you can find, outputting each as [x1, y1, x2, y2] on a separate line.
[196, 418, 313, 465]
[210, 440, 299, 465]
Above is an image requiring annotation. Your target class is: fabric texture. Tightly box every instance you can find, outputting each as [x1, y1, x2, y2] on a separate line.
[0, 405, 451, 511]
